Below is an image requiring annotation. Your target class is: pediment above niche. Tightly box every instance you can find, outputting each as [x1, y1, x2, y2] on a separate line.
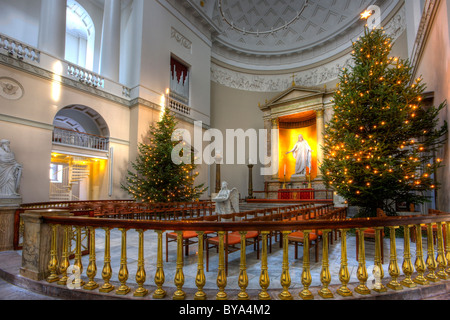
[260, 86, 327, 118]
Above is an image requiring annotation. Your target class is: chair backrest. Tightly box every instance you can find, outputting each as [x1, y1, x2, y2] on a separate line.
[376, 208, 387, 217]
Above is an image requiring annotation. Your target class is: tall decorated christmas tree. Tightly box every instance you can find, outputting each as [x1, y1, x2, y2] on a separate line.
[122, 108, 206, 203]
[320, 26, 447, 216]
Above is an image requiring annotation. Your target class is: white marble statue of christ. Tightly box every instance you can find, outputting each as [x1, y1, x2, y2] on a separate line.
[286, 134, 312, 176]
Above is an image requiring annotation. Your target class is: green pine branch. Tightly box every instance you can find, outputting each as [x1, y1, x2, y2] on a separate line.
[320, 27, 448, 216]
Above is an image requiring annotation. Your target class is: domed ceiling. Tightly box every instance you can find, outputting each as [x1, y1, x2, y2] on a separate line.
[178, 0, 403, 72]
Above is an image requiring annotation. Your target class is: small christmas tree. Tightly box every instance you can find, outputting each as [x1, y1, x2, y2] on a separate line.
[122, 109, 206, 203]
[320, 27, 447, 216]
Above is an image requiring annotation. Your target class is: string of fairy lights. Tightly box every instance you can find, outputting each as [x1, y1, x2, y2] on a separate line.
[321, 24, 444, 200]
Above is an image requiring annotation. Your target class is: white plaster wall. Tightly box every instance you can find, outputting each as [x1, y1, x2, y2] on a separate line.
[138, 0, 211, 125]
[0, 62, 131, 202]
[210, 81, 279, 198]
[0, 121, 52, 203]
[414, 0, 450, 212]
[0, 0, 40, 47]
[120, 0, 144, 88]
[128, 104, 210, 200]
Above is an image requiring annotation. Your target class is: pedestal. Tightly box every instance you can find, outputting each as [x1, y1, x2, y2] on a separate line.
[19, 209, 72, 281]
[0, 197, 22, 252]
[265, 178, 326, 200]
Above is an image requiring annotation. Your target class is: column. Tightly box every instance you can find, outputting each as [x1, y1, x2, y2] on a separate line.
[19, 209, 72, 281]
[316, 108, 325, 176]
[0, 198, 22, 251]
[38, 0, 67, 59]
[100, 0, 121, 81]
[271, 118, 279, 181]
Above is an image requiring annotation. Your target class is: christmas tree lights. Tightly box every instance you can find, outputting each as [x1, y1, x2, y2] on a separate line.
[122, 109, 206, 203]
[320, 27, 448, 216]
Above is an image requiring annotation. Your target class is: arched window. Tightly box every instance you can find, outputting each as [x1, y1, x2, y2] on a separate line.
[66, 0, 95, 71]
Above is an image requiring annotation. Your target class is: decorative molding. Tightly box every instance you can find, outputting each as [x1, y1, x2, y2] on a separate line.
[171, 27, 192, 52]
[0, 53, 130, 106]
[211, 55, 353, 92]
[211, 4, 406, 92]
[279, 117, 316, 129]
[0, 113, 53, 131]
[409, 0, 439, 79]
[0, 77, 24, 100]
[109, 137, 130, 146]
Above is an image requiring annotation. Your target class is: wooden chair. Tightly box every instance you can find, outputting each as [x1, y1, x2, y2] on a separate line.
[288, 230, 320, 263]
[356, 208, 386, 264]
[165, 215, 217, 262]
[206, 213, 259, 275]
[166, 230, 199, 262]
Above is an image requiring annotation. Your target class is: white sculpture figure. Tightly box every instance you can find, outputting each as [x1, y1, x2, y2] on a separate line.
[0, 139, 22, 197]
[286, 134, 312, 176]
[372, 265, 382, 290]
[213, 181, 240, 215]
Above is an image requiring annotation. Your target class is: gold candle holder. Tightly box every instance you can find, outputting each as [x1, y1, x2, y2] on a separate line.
[299, 230, 314, 300]
[73, 226, 85, 288]
[46, 224, 60, 283]
[116, 228, 131, 295]
[319, 230, 334, 299]
[425, 224, 439, 282]
[259, 231, 271, 300]
[372, 227, 387, 293]
[387, 226, 402, 290]
[99, 227, 114, 293]
[435, 222, 449, 280]
[57, 225, 71, 286]
[446, 222, 450, 275]
[386, 227, 403, 290]
[238, 231, 249, 300]
[195, 231, 207, 300]
[153, 230, 166, 299]
[401, 225, 416, 288]
[173, 231, 186, 300]
[279, 231, 293, 300]
[337, 229, 352, 297]
[134, 229, 148, 297]
[83, 226, 99, 290]
[355, 228, 370, 295]
[413, 224, 429, 285]
[216, 231, 228, 300]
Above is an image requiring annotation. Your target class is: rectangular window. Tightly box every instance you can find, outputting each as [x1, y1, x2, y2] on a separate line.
[170, 56, 190, 105]
[49, 164, 64, 183]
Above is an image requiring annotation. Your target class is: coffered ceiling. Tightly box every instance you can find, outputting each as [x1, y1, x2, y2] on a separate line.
[176, 0, 403, 71]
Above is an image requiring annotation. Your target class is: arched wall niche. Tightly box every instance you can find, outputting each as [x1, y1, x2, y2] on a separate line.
[54, 104, 110, 138]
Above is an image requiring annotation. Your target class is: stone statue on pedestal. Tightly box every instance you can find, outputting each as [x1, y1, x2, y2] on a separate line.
[0, 139, 22, 198]
[213, 181, 240, 215]
[286, 134, 312, 179]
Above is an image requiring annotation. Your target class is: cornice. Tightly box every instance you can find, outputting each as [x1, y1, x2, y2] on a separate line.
[211, 4, 406, 92]
[409, 0, 440, 79]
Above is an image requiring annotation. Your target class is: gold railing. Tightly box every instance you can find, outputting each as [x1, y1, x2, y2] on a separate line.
[41, 208, 450, 300]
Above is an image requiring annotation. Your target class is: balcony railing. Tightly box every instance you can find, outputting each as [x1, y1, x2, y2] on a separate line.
[0, 34, 40, 62]
[168, 97, 191, 116]
[52, 127, 109, 152]
[67, 64, 104, 88]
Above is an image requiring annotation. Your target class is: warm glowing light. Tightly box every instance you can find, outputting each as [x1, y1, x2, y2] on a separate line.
[279, 120, 317, 180]
[160, 94, 166, 120]
[361, 10, 373, 20]
[51, 61, 63, 102]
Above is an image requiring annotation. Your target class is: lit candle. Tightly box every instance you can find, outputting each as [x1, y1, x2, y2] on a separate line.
[284, 164, 286, 176]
